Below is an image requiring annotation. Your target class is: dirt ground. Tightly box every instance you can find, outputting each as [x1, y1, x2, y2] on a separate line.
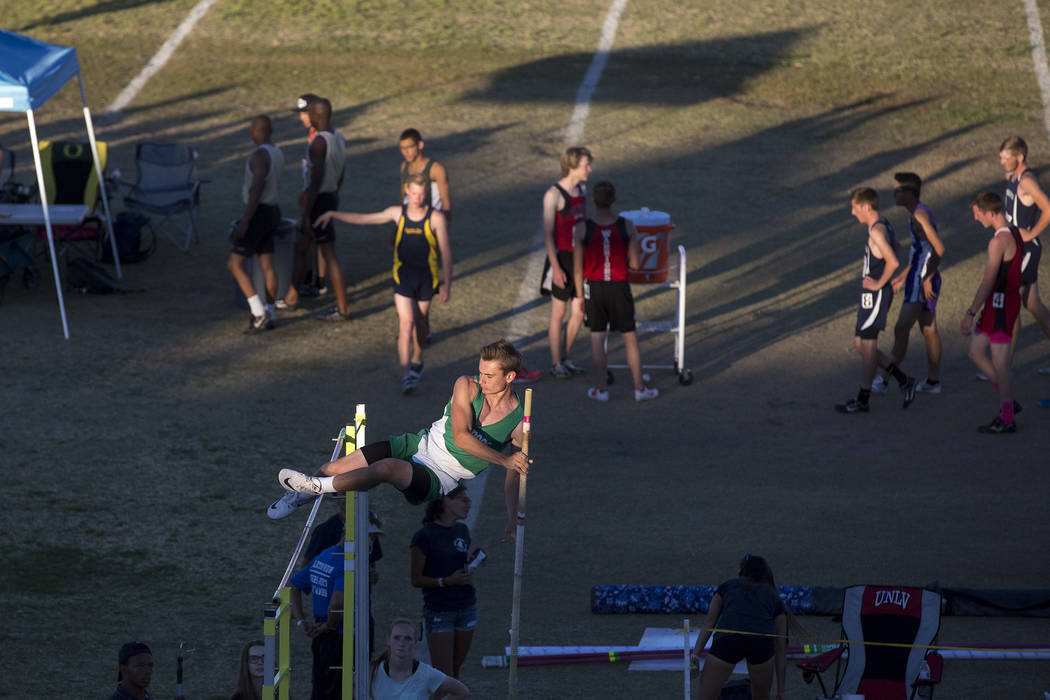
[2, 1, 1050, 698]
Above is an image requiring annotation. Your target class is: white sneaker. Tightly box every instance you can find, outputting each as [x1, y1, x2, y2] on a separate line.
[267, 490, 317, 519]
[915, 379, 942, 394]
[587, 387, 609, 402]
[870, 375, 889, 393]
[279, 468, 326, 495]
[634, 387, 659, 402]
[976, 371, 989, 381]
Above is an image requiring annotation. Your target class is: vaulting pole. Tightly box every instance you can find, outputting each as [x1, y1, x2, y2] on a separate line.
[507, 387, 532, 699]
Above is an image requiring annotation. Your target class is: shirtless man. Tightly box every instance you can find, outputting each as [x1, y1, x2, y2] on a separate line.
[277, 339, 531, 538]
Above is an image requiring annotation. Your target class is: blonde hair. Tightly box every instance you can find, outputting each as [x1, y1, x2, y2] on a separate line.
[560, 146, 593, 176]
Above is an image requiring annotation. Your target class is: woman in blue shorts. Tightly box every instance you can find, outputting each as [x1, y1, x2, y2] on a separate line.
[691, 555, 789, 700]
[410, 486, 482, 679]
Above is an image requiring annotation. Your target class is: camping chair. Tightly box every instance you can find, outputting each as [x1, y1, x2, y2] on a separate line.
[797, 585, 943, 700]
[122, 142, 202, 252]
[36, 140, 113, 259]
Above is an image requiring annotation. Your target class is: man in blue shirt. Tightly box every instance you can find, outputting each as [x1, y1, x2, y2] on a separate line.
[290, 539, 345, 699]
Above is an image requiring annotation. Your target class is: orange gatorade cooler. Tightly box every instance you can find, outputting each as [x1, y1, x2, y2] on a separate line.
[621, 208, 674, 283]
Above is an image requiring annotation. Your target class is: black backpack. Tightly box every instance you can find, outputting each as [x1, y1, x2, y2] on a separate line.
[100, 211, 155, 264]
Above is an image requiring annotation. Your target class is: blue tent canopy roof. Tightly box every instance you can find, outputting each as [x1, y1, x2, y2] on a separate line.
[0, 29, 79, 111]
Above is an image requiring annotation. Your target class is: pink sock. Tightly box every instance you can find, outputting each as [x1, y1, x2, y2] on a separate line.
[1001, 401, 1015, 424]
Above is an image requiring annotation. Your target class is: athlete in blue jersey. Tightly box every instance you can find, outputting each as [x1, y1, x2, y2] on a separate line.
[836, 188, 917, 413]
[999, 137, 1050, 377]
[871, 173, 945, 393]
[315, 173, 452, 393]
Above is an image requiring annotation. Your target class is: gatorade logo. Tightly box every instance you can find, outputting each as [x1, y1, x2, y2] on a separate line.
[638, 234, 660, 270]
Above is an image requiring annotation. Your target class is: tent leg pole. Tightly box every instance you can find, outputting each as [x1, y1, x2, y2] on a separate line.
[26, 108, 70, 340]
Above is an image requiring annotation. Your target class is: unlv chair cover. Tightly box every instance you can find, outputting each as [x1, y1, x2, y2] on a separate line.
[798, 585, 942, 700]
[123, 142, 201, 252]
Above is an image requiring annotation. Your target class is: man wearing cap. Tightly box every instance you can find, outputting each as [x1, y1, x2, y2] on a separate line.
[227, 115, 284, 334]
[293, 93, 330, 298]
[110, 641, 186, 700]
[281, 97, 351, 321]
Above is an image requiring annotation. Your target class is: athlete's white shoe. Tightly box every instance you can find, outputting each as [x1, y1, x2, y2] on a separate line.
[870, 375, 889, 393]
[267, 490, 317, 520]
[915, 378, 942, 394]
[976, 371, 989, 382]
[634, 387, 660, 402]
[279, 468, 326, 495]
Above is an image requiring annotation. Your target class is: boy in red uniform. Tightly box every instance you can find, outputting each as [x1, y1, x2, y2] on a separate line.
[541, 146, 591, 378]
[573, 181, 658, 401]
[962, 192, 1024, 433]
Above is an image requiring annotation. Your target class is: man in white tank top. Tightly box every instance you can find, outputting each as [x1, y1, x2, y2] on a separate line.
[283, 98, 352, 320]
[227, 115, 284, 334]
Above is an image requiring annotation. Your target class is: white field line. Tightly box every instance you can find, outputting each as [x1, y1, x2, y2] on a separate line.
[1021, 0, 1050, 142]
[468, 0, 629, 530]
[103, 0, 220, 116]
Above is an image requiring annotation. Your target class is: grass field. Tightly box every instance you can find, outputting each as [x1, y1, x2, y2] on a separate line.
[2, 1, 1050, 698]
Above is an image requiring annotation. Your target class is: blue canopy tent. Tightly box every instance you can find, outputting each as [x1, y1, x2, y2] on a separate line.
[0, 29, 120, 339]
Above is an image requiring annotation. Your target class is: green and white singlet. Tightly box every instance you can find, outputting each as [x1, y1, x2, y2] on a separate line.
[400, 377, 523, 494]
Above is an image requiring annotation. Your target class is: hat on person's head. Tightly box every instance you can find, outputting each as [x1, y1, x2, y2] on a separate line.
[296, 93, 322, 112]
[117, 641, 152, 680]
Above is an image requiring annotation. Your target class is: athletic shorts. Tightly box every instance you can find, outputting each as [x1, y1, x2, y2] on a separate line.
[231, 203, 281, 256]
[855, 285, 893, 340]
[393, 266, 438, 301]
[977, 329, 1013, 344]
[977, 292, 1020, 340]
[387, 433, 458, 504]
[1021, 238, 1041, 285]
[310, 192, 339, 244]
[423, 603, 478, 634]
[903, 267, 940, 313]
[584, 280, 636, 332]
[709, 633, 775, 666]
[545, 250, 577, 301]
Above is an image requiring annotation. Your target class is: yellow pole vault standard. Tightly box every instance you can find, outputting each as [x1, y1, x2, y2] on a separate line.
[342, 413, 358, 700]
[507, 388, 533, 699]
[262, 587, 292, 700]
[342, 404, 370, 700]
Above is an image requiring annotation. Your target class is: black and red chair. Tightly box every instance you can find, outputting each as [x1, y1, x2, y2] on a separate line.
[798, 585, 943, 699]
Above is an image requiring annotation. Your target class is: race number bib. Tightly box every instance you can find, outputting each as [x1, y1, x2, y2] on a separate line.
[861, 292, 874, 309]
[992, 292, 1005, 309]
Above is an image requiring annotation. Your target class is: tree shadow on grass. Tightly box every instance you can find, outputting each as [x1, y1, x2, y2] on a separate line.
[19, 0, 161, 32]
[462, 29, 813, 106]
